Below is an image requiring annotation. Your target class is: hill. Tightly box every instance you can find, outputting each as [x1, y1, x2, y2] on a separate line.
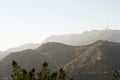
[64, 40, 120, 80]
[0, 40, 120, 80]
[0, 42, 85, 77]
[6, 43, 40, 53]
[0, 43, 40, 61]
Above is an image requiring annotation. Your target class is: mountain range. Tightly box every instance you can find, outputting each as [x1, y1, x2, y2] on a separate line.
[1, 30, 120, 60]
[0, 40, 120, 80]
[43, 30, 120, 46]
[0, 30, 120, 80]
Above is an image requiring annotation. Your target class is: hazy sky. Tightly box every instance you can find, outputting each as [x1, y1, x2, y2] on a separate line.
[0, 0, 120, 51]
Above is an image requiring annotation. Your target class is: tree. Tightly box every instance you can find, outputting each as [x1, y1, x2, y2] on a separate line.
[11, 60, 27, 80]
[51, 72, 58, 80]
[58, 68, 66, 80]
[37, 62, 50, 80]
[113, 70, 120, 80]
[11, 60, 73, 80]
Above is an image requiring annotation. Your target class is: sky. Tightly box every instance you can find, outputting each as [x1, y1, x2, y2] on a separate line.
[0, 0, 120, 51]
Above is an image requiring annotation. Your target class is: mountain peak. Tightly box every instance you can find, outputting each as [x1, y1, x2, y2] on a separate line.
[36, 42, 73, 53]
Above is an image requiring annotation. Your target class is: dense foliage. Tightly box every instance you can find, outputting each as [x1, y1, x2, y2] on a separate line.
[113, 70, 120, 80]
[11, 60, 73, 80]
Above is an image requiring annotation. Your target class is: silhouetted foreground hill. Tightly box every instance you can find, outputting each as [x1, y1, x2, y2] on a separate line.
[43, 30, 120, 46]
[0, 40, 120, 80]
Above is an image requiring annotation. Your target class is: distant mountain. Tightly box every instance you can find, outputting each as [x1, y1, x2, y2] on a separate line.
[6, 43, 40, 53]
[0, 43, 40, 61]
[0, 52, 5, 60]
[43, 30, 120, 46]
[0, 40, 120, 80]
